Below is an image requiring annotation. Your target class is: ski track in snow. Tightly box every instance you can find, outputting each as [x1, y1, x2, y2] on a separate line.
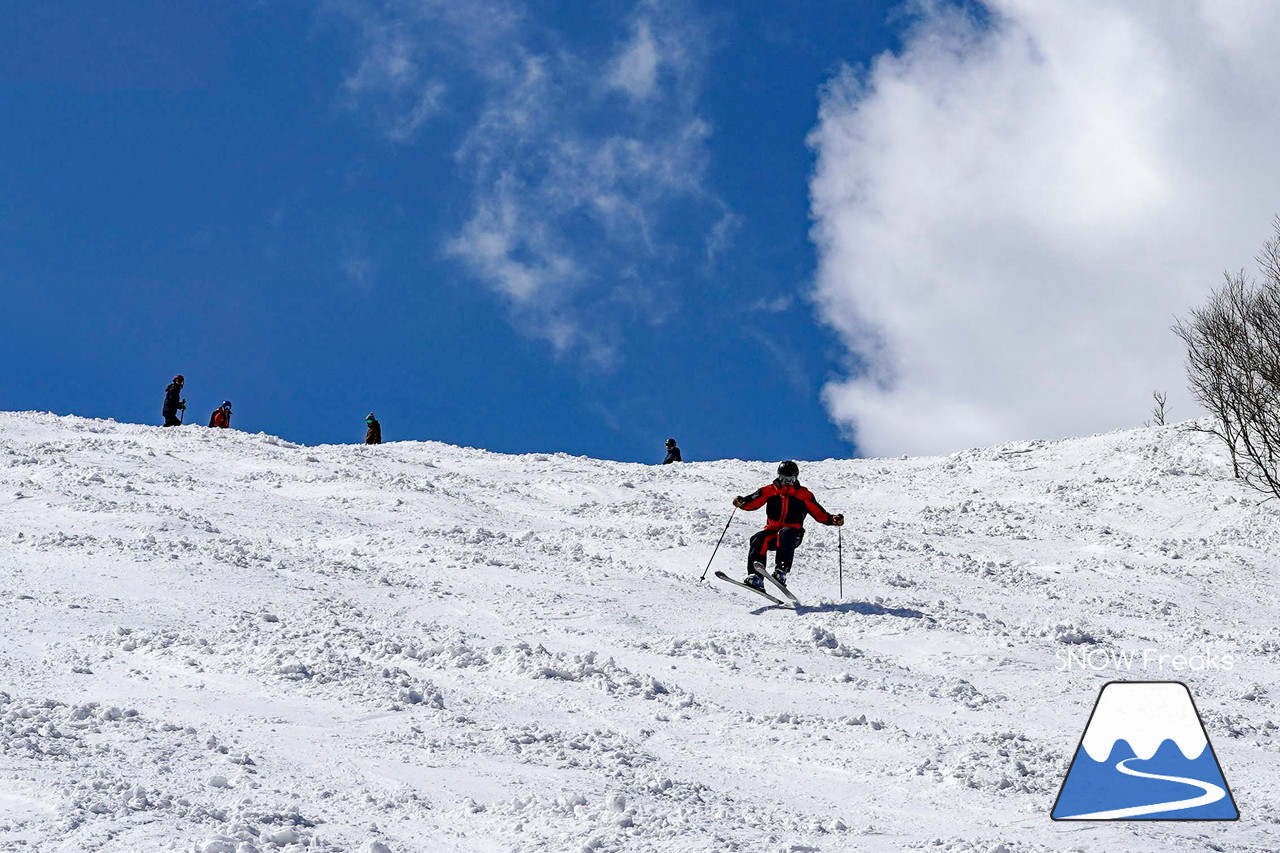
[0, 412, 1278, 851]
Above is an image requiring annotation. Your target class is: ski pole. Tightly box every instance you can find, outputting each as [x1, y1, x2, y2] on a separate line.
[700, 507, 737, 581]
[838, 525, 843, 599]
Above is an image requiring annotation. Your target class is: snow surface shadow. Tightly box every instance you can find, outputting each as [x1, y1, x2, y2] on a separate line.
[797, 601, 929, 620]
[749, 603, 791, 615]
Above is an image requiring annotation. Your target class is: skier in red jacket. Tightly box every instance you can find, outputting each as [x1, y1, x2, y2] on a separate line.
[733, 460, 843, 591]
[209, 401, 233, 429]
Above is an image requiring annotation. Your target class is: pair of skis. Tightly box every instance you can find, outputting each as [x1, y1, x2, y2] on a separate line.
[715, 563, 799, 609]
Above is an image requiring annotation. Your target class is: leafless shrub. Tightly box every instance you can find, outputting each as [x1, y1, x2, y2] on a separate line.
[1173, 219, 1280, 498]
[1150, 390, 1167, 427]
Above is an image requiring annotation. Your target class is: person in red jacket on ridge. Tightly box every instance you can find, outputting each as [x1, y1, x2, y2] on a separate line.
[209, 401, 233, 429]
[733, 460, 844, 591]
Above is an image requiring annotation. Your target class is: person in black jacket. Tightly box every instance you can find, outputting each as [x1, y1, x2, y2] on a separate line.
[162, 375, 186, 426]
[365, 413, 382, 445]
[663, 438, 682, 464]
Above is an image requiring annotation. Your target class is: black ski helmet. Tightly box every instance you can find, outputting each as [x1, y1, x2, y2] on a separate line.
[777, 460, 799, 478]
[666, 437, 676, 447]
[173, 374, 184, 385]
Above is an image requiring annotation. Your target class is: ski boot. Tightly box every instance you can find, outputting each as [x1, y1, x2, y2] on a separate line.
[771, 567, 790, 588]
[744, 562, 767, 590]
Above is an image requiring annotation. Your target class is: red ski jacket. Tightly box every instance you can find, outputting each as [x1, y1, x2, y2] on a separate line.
[736, 481, 836, 530]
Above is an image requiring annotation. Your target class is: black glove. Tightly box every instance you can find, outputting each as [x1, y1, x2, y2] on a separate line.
[179, 400, 186, 410]
[832, 513, 844, 526]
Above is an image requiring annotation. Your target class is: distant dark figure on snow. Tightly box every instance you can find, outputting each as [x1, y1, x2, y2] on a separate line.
[209, 401, 233, 429]
[162, 375, 186, 426]
[732, 460, 843, 592]
[663, 438, 682, 464]
[365, 413, 382, 445]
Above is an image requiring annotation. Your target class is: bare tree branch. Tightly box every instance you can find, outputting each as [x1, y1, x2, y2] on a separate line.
[1151, 390, 1167, 427]
[1174, 221, 1280, 495]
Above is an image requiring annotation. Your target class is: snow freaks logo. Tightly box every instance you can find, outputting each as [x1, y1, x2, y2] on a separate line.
[1051, 682, 1238, 821]
[1054, 648, 1235, 673]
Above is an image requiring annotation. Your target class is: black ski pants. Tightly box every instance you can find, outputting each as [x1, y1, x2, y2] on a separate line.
[747, 527, 804, 574]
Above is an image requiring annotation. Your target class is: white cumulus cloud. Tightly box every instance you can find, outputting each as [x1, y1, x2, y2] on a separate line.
[809, 0, 1280, 456]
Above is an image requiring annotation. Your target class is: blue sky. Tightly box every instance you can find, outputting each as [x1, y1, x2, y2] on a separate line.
[0, 0, 900, 463]
[12, 3, 1276, 461]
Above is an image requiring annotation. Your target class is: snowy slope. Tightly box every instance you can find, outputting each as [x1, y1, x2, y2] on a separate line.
[2, 411, 1280, 852]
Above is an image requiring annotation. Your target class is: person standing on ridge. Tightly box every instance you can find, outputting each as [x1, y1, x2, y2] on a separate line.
[162, 375, 186, 426]
[365, 413, 382, 445]
[663, 438, 682, 464]
[733, 460, 843, 591]
[209, 401, 233, 429]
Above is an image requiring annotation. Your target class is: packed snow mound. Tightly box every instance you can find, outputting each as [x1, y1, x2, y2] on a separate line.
[1, 411, 1279, 852]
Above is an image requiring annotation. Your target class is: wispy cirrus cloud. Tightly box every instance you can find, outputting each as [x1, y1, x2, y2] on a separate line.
[333, 0, 478, 142]
[704, 211, 742, 272]
[329, 0, 725, 362]
[608, 19, 661, 100]
[343, 255, 374, 291]
[810, 0, 1280, 456]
